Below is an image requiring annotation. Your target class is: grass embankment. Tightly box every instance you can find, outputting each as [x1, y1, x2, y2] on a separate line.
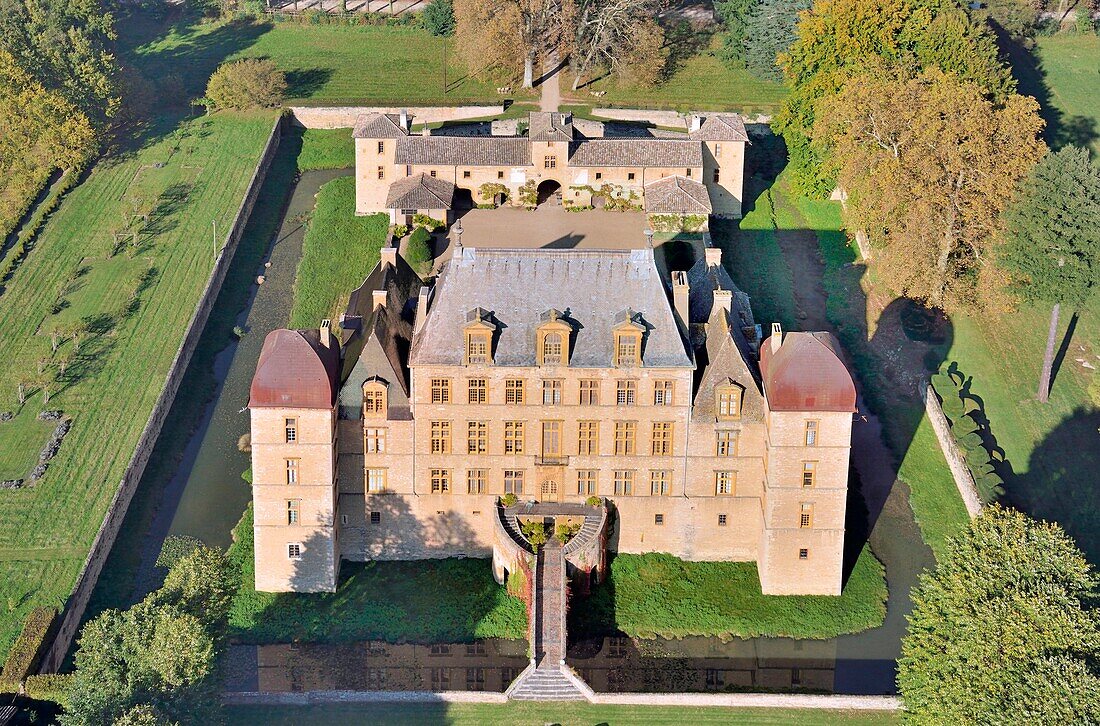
[572, 550, 886, 640]
[227, 506, 527, 644]
[289, 175, 389, 327]
[296, 128, 355, 171]
[226, 702, 900, 725]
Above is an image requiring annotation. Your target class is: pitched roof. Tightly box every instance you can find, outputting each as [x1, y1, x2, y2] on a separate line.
[688, 114, 750, 142]
[396, 136, 532, 166]
[568, 139, 703, 168]
[384, 173, 456, 209]
[529, 111, 574, 142]
[759, 332, 856, 412]
[411, 248, 693, 368]
[353, 113, 409, 139]
[249, 329, 340, 409]
[644, 175, 713, 214]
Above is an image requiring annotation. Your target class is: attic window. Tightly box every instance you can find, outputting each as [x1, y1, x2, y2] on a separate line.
[614, 331, 641, 367]
[716, 382, 742, 420]
[537, 311, 571, 367]
[466, 332, 490, 364]
[363, 381, 387, 416]
[542, 333, 563, 364]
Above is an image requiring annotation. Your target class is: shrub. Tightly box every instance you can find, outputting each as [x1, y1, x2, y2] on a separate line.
[23, 673, 72, 708]
[500, 493, 518, 507]
[520, 520, 548, 551]
[422, 0, 456, 36]
[155, 535, 205, 570]
[555, 522, 581, 544]
[586, 495, 602, 507]
[406, 226, 433, 277]
[203, 59, 287, 111]
[411, 213, 445, 231]
[0, 607, 57, 690]
[391, 224, 409, 239]
[478, 182, 508, 203]
[648, 213, 708, 233]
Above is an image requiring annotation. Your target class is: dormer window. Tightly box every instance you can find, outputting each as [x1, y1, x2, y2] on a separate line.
[537, 309, 572, 367]
[542, 333, 563, 364]
[716, 380, 742, 420]
[363, 380, 388, 416]
[464, 308, 495, 365]
[612, 310, 644, 367]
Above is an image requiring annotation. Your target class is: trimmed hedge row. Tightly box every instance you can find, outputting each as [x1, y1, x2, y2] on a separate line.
[0, 607, 57, 691]
[931, 366, 1005, 503]
[24, 673, 71, 708]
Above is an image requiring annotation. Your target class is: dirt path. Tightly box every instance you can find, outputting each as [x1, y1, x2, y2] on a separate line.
[539, 51, 563, 112]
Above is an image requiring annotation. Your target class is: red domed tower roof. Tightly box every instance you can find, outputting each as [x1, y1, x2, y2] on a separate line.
[249, 328, 340, 409]
[759, 331, 856, 412]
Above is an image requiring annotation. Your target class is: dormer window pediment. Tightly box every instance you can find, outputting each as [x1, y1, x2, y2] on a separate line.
[363, 377, 389, 416]
[464, 307, 495, 365]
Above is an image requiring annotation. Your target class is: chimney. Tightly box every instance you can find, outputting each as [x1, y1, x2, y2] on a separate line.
[713, 288, 732, 313]
[372, 290, 387, 311]
[705, 247, 722, 268]
[319, 319, 332, 348]
[414, 286, 433, 334]
[380, 246, 397, 269]
[399, 108, 408, 130]
[690, 114, 702, 133]
[770, 322, 783, 354]
[672, 271, 690, 327]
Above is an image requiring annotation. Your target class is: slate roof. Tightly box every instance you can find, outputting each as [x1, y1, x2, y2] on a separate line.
[396, 136, 532, 166]
[529, 111, 574, 142]
[353, 113, 409, 139]
[568, 139, 703, 168]
[384, 173, 456, 209]
[644, 175, 713, 214]
[250, 329, 340, 409]
[411, 248, 693, 368]
[688, 114, 750, 142]
[759, 332, 856, 412]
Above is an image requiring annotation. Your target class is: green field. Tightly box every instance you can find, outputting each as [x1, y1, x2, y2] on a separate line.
[1014, 34, 1100, 153]
[297, 128, 356, 171]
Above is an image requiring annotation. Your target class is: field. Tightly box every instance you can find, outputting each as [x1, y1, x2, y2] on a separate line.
[1013, 34, 1100, 154]
[296, 128, 356, 171]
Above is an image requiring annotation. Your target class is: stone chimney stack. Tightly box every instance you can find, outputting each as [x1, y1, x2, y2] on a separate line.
[380, 246, 397, 269]
[672, 270, 690, 326]
[400, 108, 408, 130]
[414, 286, 433, 334]
[319, 319, 332, 348]
[690, 114, 702, 133]
[713, 288, 732, 313]
[705, 247, 722, 268]
[770, 322, 783, 353]
[372, 290, 387, 311]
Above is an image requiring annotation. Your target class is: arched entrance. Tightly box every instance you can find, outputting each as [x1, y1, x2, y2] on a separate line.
[536, 179, 561, 206]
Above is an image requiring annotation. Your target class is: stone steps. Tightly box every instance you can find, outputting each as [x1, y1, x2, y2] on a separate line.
[509, 665, 587, 701]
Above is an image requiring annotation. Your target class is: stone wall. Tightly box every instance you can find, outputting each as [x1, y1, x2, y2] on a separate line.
[290, 105, 505, 130]
[921, 381, 983, 518]
[38, 115, 286, 673]
[592, 108, 772, 128]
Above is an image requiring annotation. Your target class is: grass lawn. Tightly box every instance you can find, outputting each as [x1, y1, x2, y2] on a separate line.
[571, 550, 886, 640]
[225, 702, 900, 725]
[289, 176, 389, 327]
[0, 409, 55, 481]
[227, 506, 527, 644]
[1012, 34, 1100, 153]
[297, 128, 355, 171]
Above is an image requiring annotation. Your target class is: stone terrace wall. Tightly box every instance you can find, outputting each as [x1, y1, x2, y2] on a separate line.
[289, 105, 505, 129]
[39, 115, 286, 673]
[921, 381, 983, 518]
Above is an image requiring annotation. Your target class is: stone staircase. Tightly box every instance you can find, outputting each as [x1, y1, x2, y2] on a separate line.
[562, 511, 603, 556]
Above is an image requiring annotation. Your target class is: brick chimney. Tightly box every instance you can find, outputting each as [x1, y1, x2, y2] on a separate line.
[690, 114, 702, 133]
[380, 246, 397, 269]
[672, 270, 690, 326]
[414, 286, 433, 334]
[705, 247, 722, 268]
[400, 108, 408, 130]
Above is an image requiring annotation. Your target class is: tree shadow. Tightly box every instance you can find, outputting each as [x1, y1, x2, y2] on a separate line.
[1049, 311, 1079, 396]
[660, 19, 714, 82]
[284, 68, 335, 99]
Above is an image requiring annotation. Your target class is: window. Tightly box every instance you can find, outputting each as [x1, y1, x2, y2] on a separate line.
[430, 469, 451, 494]
[367, 468, 387, 493]
[430, 170, 437, 177]
[577, 421, 599, 455]
[463, 170, 471, 179]
[650, 470, 671, 496]
[377, 165, 385, 180]
[651, 422, 673, 456]
[542, 379, 562, 405]
[467, 421, 487, 454]
[504, 421, 525, 454]
[505, 379, 525, 405]
[715, 143, 722, 155]
[595, 172, 603, 180]
[615, 333, 641, 366]
[466, 668, 485, 691]
[431, 378, 452, 404]
[715, 471, 735, 495]
[542, 332, 563, 365]
[802, 462, 816, 488]
[713, 168, 720, 183]
[287, 543, 302, 559]
[430, 644, 451, 656]
[616, 380, 637, 406]
[285, 459, 299, 485]
[614, 421, 636, 456]
[627, 172, 636, 181]
[541, 420, 562, 456]
[401, 208, 415, 216]
[653, 380, 674, 406]
[579, 379, 599, 405]
[365, 427, 387, 453]
[800, 503, 813, 528]
[504, 470, 524, 495]
[686, 168, 692, 177]
[465, 332, 491, 364]
[497, 170, 504, 179]
[717, 384, 742, 419]
[370, 511, 381, 524]
[654, 513, 664, 525]
[468, 378, 487, 404]
[287, 500, 300, 525]
[377, 141, 385, 153]
[805, 420, 818, 446]
[577, 470, 597, 495]
[705, 669, 724, 688]
[799, 548, 809, 560]
[364, 384, 386, 414]
[541, 479, 558, 496]
[715, 430, 738, 457]
[430, 420, 452, 454]
[613, 470, 634, 496]
[467, 641, 486, 656]
[284, 418, 297, 443]
[430, 668, 449, 690]
[341, 514, 349, 525]
[718, 514, 728, 526]
[467, 469, 487, 494]
[544, 155, 557, 169]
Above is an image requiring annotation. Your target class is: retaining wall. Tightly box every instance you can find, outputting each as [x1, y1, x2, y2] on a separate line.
[289, 105, 505, 129]
[921, 381, 983, 518]
[592, 108, 772, 128]
[38, 115, 286, 673]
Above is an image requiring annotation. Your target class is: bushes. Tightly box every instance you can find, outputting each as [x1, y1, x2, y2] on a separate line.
[0, 607, 56, 692]
[203, 59, 287, 111]
[477, 182, 508, 204]
[647, 213, 708, 233]
[405, 226, 433, 277]
[23, 673, 71, 708]
[155, 535, 205, 570]
[931, 365, 1006, 503]
[500, 493, 518, 507]
[519, 520, 548, 551]
[411, 213, 445, 231]
[422, 0, 456, 36]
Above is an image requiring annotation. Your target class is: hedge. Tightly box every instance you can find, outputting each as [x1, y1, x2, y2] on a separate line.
[24, 673, 71, 708]
[0, 607, 57, 691]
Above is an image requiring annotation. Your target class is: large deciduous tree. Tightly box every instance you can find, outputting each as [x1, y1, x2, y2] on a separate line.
[899, 506, 1100, 723]
[999, 146, 1100, 402]
[568, 0, 668, 90]
[454, 0, 571, 88]
[814, 68, 1045, 310]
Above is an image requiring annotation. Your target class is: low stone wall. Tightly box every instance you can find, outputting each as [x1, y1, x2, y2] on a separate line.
[592, 108, 772, 128]
[921, 381, 983, 518]
[38, 115, 286, 673]
[225, 690, 508, 705]
[289, 105, 505, 129]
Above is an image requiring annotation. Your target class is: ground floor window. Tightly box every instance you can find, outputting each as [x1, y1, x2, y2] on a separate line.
[504, 470, 525, 495]
[287, 543, 302, 559]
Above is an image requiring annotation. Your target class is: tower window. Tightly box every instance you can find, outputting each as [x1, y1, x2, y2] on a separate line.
[627, 172, 636, 181]
[430, 420, 452, 454]
[377, 141, 385, 154]
[653, 380, 674, 406]
[716, 383, 742, 419]
[430, 469, 451, 493]
[718, 514, 728, 526]
[284, 418, 297, 443]
[715, 471, 735, 495]
[802, 462, 816, 488]
[367, 468, 387, 492]
[654, 513, 664, 525]
[799, 548, 809, 560]
[377, 166, 385, 180]
[805, 420, 819, 446]
[715, 430, 738, 456]
[713, 169, 720, 183]
[463, 170, 472, 179]
[370, 511, 381, 524]
[285, 459, 299, 485]
[430, 378, 452, 404]
[497, 170, 504, 179]
[287, 543, 302, 559]
[799, 503, 814, 528]
[287, 500, 300, 525]
[651, 422, 673, 456]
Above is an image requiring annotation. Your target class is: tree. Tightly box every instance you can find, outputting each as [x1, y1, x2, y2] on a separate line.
[158, 545, 236, 622]
[999, 146, 1100, 402]
[813, 68, 1045, 310]
[899, 506, 1100, 723]
[714, 0, 752, 67]
[454, 0, 571, 87]
[406, 227, 433, 277]
[739, 0, 809, 81]
[568, 0, 668, 90]
[423, 0, 457, 36]
[203, 59, 287, 111]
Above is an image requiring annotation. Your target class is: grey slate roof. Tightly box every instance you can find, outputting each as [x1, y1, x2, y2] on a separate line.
[411, 248, 693, 368]
[568, 139, 703, 168]
[688, 114, 750, 142]
[353, 113, 409, 139]
[385, 173, 456, 209]
[529, 111, 574, 141]
[396, 136, 532, 166]
[644, 175, 713, 214]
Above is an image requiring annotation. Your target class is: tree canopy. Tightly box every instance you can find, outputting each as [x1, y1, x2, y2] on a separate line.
[204, 59, 287, 111]
[568, 0, 668, 89]
[422, 0, 457, 36]
[741, 0, 810, 82]
[899, 506, 1100, 723]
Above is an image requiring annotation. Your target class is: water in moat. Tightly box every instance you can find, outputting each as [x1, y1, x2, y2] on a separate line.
[139, 163, 926, 697]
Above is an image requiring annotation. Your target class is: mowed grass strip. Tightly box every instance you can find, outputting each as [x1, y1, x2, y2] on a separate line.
[289, 176, 389, 327]
[571, 549, 887, 640]
[0, 110, 274, 659]
[297, 128, 355, 171]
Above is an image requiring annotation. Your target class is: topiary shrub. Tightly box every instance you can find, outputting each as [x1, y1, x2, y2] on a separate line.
[406, 226, 433, 277]
[586, 495, 602, 507]
[24, 673, 72, 708]
[500, 493, 518, 507]
[412, 213, 445, 231]
[203, 59, 287, 111]
[520, 520, 548, 551]
[0, 607, 57, 691]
